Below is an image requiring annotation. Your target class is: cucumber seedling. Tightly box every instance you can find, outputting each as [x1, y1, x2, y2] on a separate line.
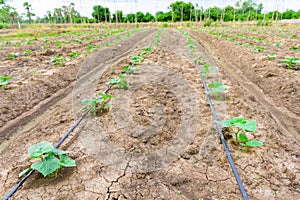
[267, 54, 276, 60]
[122, 65, 137, 74]
[19, 141, 76, 177]
[219, 117, 263, 147]
[206, 82, 230, 97]
[81, 92, 116, 115]
[280, 57, 300, 70]
[130, 55, 143, 65]
[0, 75, 13, 89]
[109, 74, 128, 89]
[51, 56, 66, 67]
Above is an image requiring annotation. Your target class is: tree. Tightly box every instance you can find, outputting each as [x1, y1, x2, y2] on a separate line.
[54, 8, 63, 23]
[169, 1, 194, 22]
[92, 5, 110, 23]
[112, 10, 123, 23]
[0, 5, 19, 23]
[23, 2, 34, 24]
[144, 12, 155, 22]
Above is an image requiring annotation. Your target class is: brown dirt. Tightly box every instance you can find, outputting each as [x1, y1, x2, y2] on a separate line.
[0, 27, 299, 200]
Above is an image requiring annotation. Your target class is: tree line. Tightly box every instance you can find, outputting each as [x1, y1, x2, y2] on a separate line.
[1, 0, 300, 25]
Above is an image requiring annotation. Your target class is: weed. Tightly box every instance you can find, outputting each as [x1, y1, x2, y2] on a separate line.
[219, 117, 263, 147]
[19, 141, 76, 177]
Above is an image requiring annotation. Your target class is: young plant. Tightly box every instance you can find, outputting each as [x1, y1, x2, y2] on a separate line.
[206, 81, 230, 95]
[267, 54, 276, 60]
[139, 46, 152, 56]
[130, 55, 143, 65]
[280, 57, 300, 69]
[219, 117, 263, 147]
[51, 56, 66, 67]
[19, 141, 76, 177]
[81, 93, 116, 114]
[109, 74, 129, 89]
[86, 45, 94, 51]
[122, 65, 137, 74]
[0, 75, 13, 89]
[24, 50, 32, 56]
[8, 52, 18, 60]
[199, 63, 218, 78]
[70, 51, 79, 58]
[253, 46, 266, 53]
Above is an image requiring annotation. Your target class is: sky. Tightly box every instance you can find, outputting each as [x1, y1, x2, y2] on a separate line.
[5, 0, 300, 18]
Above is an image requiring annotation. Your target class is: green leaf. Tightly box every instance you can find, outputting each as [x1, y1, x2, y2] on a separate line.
[19, 168, 31, 177]
[108, 78, 120, 84]
[238, 120, 257, 132]
[208, 82, 223, 88]
[0, 76, 13, 86]
[60, 154, 76, 167]
[246, 140, 263, 147]
[81, 99, 98, 107]
[239, 133, 249, 143]
[118, 74, 127, 79]
[28, 141, 54, 158]
[52, 149, 68, 155]
[31, 156, 61, 177]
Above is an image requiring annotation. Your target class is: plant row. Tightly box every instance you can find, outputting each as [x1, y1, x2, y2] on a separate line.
[0, 28, 142, 90]
[18, 29, 162, 178]
[178, 28, 263, 148]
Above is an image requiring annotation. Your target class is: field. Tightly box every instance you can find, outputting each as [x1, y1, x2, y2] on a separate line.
[0, 23, 299, 199]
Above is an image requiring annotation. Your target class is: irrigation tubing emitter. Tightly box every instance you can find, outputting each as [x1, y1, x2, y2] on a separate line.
[3, 84, 114, 200]
[196, 63, 249, 200]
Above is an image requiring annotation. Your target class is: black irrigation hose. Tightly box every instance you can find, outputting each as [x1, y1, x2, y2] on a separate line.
[196, 63, 249, 200]
[4, 30, 157, 199]
[3, 84, 114, 200]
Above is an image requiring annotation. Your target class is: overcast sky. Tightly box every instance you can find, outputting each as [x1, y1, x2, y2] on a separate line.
[6, 0, 300, 18]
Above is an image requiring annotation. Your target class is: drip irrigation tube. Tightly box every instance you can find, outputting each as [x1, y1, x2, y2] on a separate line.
[3, 84, 113, 200]
[196, 63, 249, 200]
[4, 30, 159, 199]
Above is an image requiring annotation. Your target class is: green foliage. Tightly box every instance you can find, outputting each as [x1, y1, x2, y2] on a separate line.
[281, 57, 300, 70]
[86, 45, 94, 51]
[50, 56, 66, 67]
[204, 19, 213, 27]
[267, 54, 276, 60]
[70, 51, 79, 58]
[220, 117, 263, 147]
[130, 55, 143, 65]
[108, 74, 128, 89]
[24, 49, 32, 56]
[19, 141, 76, 177]
[253, 46, 266, 53]
[8, 52, 17, 60]
[92, 5, 110, 22]
[0, 75, 13, 89]
[206, 81, 230, 94]
[81, 93, 116, 114]
[122, 65, 137, 74]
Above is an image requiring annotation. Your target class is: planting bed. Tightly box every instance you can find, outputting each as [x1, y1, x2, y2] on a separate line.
[0, 25, 299, 200]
